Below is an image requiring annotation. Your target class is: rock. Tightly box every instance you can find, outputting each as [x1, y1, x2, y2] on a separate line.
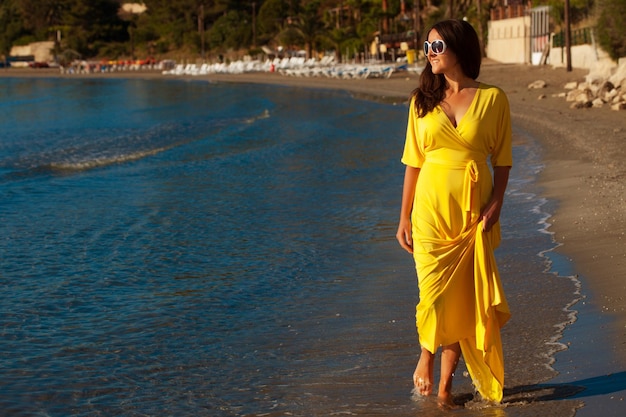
[558, 57, 626, 111]
[575, 91, 592, 103]
[566, 89, 580, 102]
[556, 57, 626, 110]
[587, 83, 600, 96]
[611, 102, 626, 111]
[600, 80, 615, 94]
[605, 88, 619, 101]
[608, 59, 626, 87]
[564, 81, 578, 90]
[571, 101, 592, 109]
[586, 60, 616, 84]
[538, 94, 547, 100]
[528, 80, 547, 89]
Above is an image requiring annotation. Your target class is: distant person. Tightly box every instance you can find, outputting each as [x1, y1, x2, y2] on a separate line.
[396, 19, 512, 408]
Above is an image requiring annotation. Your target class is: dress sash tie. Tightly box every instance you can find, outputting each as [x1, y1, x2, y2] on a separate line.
[424, 157, 484, 229]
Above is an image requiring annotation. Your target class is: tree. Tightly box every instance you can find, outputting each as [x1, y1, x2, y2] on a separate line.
[15, 0, 67, 40]
[292, 0, 324, 58]
[9, 0, 581, 62]
[208, 9, 253, 51]
[62, 0, 128, 57]
[596, 0, 626, 61]
[534, 0, 594, 27]
[142, 0, 212, 53]
[257, 0, 292, 45]
[0, 0, 24, 59]
[354, 1, 383, 51]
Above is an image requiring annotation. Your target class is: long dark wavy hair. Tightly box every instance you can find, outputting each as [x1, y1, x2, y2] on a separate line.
[411, 19, 482, 117]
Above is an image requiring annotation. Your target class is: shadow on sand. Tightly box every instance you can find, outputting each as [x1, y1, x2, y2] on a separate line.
[501, 371, 626, 404]
[443, 371, 626, 409]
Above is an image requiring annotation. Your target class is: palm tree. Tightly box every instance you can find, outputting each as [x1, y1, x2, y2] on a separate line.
[293, 0, 324, 58]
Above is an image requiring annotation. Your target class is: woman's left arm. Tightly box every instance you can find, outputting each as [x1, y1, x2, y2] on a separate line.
[481, 166, 511, 232]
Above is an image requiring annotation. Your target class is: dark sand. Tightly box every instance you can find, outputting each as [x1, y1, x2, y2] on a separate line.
[3, 63, 626, 416]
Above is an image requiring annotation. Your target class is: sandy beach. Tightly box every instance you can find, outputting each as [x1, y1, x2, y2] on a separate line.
[3, 63, 626, 415]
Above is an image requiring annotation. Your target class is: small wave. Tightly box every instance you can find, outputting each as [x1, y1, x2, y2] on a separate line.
[533, 186, 583, 372]
[1, 121, 194, 179]
[244, 109, 270, 124]
[46, 146, 172, 172]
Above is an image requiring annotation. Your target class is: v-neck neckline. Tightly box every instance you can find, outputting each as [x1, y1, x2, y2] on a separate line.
[440, 83, 481, 129]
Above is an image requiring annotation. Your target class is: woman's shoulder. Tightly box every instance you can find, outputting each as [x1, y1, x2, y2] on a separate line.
[477, 83, 510, 106]
[478, 82, 506, 95]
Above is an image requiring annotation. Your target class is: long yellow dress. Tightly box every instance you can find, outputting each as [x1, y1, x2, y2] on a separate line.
[401, 83, 512, 402]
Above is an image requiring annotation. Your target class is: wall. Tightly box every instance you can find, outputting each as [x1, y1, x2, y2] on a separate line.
[9, 41, 55, 66]
[549, 38, 611, 70]
[486, 16, 530, 64]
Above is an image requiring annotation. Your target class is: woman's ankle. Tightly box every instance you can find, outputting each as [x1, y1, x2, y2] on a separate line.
[437, 391, 460, 410]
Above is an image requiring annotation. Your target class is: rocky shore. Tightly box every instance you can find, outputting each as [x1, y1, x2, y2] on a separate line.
[551, 59, 626, 110]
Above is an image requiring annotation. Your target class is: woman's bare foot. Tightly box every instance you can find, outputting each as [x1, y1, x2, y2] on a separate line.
[437, 392, 461, 410]
[413, 349, 434, 396]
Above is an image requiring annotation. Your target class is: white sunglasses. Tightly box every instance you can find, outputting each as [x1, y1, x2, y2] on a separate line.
[423, 39, 447, 55]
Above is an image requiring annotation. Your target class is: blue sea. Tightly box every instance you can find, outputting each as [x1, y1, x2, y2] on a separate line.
[0, 76, 581, 416]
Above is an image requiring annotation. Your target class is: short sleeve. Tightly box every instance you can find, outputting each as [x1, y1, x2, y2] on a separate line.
[490, 89, 513, 167]
[401, 98, 424, 168]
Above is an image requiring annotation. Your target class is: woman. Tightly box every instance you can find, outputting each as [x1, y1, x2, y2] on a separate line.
[396, 19, 512, 408]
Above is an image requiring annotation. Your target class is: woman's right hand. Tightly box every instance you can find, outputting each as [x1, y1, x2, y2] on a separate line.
[397, 165, 419, 255]
[396, 218, 414, 254]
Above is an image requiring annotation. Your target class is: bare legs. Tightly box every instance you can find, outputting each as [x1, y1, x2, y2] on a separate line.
[438, 343, 461, 409]
[413, 342, 461, 409]
[413, 347, 434, 395]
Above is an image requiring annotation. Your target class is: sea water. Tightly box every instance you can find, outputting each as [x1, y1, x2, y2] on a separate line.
[0, 77, 578, 416]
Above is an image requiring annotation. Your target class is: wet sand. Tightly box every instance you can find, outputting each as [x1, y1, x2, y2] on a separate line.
[4, 63, 626, 415]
